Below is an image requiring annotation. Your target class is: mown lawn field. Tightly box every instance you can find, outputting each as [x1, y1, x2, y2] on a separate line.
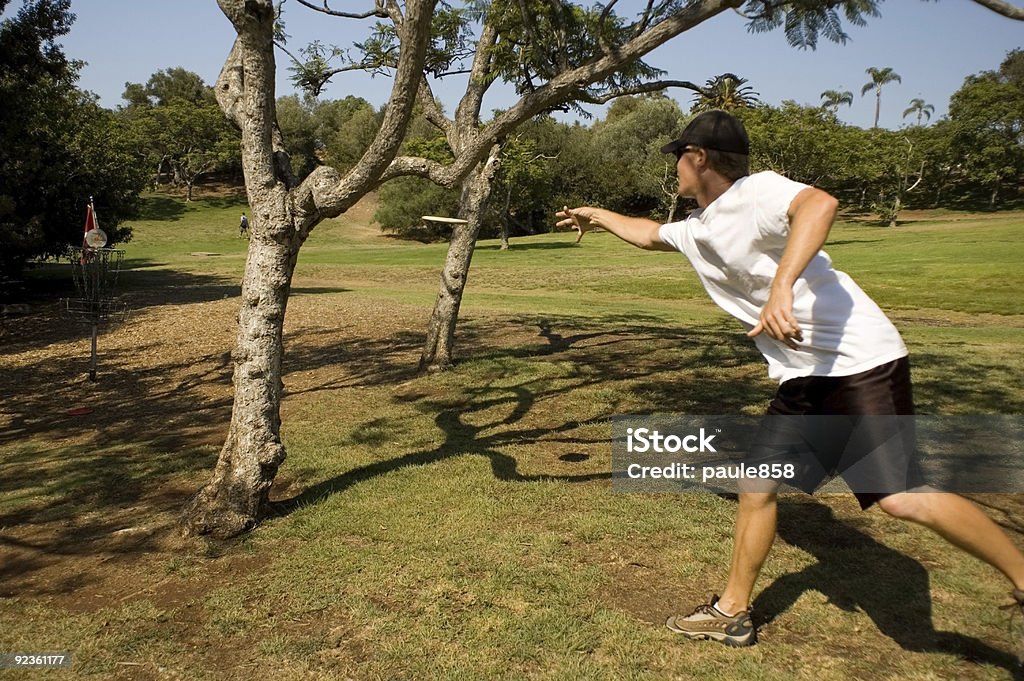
[1, 191, 1023, 680]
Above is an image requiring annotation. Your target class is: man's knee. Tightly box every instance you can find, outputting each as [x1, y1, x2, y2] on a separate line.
[876, 492, 930, 522]
[738, 491, 777, 511]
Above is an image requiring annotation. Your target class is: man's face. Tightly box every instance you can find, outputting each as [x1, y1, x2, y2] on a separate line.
[675, 146, 703, 198]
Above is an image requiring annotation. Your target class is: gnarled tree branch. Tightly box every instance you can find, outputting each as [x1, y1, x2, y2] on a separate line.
[292, 0, 437, 222]
[969, 0, 1024, 20]
[292, 0, 388, 18]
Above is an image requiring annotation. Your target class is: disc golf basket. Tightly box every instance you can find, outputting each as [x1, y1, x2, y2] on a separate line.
[64, 247, 129, 380]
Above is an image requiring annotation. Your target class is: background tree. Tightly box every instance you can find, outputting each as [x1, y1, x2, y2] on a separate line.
[120, 69, 241, 199]
[0, 0, 146, 281]
[274, 94, 319, 178]
[124, 67, 214, 107]
[739, 101, 859, 194]
[820, 88, 853, 113]
[182, 0, 1024, 539]
[590, 95, 686, 215]
[276, 93, 381, 180]
[488, 128, 559, 249]
[902, 97, 934, 126]
[373, 133, 460, 239]
[861, 66, 902, 128]
[946, 50, 1024, 208]
[691, 72, 761, 112]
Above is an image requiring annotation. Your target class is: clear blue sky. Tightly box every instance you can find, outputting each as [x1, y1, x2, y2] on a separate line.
[46, 0, 1024, 130]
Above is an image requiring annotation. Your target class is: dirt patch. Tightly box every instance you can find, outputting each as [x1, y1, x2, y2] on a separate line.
[0, 252, 431, 620]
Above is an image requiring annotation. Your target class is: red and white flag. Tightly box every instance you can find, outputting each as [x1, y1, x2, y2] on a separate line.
[82, 202, 96, 249]
[81, 198, 107, 251]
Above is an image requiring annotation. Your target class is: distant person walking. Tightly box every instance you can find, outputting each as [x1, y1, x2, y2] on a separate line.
[239, 213, 249, 238]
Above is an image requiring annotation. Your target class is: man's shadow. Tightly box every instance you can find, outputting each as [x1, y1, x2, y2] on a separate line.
[754, 499, 1021, 676]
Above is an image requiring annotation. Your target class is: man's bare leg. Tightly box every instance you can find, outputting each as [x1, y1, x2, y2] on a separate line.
[877, 491, 1024, 589]
[715, 490, 779, 614]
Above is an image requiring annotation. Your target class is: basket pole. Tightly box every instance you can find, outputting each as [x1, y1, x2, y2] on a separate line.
[90, 322, 98, 381]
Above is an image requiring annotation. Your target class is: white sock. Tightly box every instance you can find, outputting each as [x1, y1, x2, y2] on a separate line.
[713, 601, 736, 617]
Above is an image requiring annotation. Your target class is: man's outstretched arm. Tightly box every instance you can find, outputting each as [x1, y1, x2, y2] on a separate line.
[556, 206, 676, 252]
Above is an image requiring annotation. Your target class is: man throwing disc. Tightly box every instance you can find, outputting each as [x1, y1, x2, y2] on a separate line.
[556, 110, 1024, 649]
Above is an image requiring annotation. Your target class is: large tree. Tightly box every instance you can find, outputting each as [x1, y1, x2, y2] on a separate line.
[181, 0, 1024, 539]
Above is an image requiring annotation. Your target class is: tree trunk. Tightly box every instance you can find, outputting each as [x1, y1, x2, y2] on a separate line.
[182, 1, 298, 538]
[499, 221, 510, 250]
[990, 183, 999, 210]
[419, 146, 502, 373]
[888, 195, 901, 228]
[181, 215, 295, 537]
[873, 90, 881, 129]
[499, 184, 514, 250]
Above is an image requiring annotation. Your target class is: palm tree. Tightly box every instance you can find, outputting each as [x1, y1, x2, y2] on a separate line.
[691, 73, 761, 113]
[861, 66, 902, 128]
[901, 98, 935, 126]
[820, 89, 854, 114]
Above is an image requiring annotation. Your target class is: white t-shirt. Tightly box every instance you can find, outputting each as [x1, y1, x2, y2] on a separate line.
[658, 171, 907, 383]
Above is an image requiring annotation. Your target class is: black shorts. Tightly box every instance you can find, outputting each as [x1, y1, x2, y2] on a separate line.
[749, 356, 923, 509]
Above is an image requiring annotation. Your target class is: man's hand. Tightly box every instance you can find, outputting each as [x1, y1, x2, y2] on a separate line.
[556, 206, 598, 243]
[747, 285, 803, 350]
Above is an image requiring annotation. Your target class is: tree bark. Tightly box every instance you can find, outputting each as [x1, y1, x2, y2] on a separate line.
[419, 145, 502, 373]
[181, 226, 295, 537]
[888, 195, 901, 228]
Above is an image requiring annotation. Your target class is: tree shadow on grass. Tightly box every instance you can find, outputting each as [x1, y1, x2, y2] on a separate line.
[137, 194, 187, 222]
[909, 348, 1024, 414]
[756, 499, 1022, 677]
[276, 316, 768, 513]
[118, 262, 241, 309]
[139, 190, 248, 217]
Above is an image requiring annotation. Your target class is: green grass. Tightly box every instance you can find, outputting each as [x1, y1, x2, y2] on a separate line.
[2, 193, 1023, 679]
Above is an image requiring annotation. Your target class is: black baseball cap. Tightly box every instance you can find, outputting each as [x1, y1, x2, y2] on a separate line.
[661, 110, 750, 156]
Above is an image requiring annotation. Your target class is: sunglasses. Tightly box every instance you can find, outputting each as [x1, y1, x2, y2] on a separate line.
[674, 146, 700, 160]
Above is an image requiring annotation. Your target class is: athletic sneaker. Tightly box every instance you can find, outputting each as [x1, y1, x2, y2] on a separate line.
[665, 597, 756, 647]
